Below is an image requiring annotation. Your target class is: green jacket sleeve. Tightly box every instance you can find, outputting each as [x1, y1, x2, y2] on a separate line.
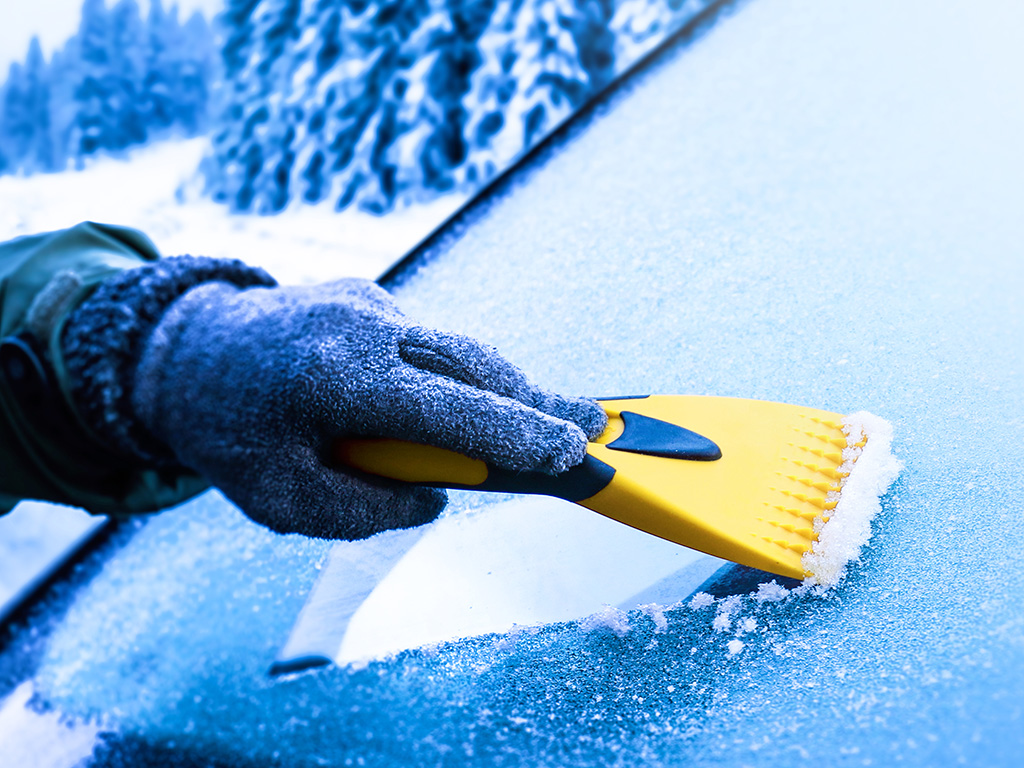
[0, 222, 209, 517]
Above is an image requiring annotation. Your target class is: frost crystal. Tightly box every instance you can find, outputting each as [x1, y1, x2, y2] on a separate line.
[579, 605, 631, 638]
[638, 603, 669, 633]
[689, 592, 715, 610]
[754, 581, 790, 603]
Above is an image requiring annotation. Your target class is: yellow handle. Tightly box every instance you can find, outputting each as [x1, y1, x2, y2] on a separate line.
[332, 438, 490, 486]
[332, 407, 627, 489]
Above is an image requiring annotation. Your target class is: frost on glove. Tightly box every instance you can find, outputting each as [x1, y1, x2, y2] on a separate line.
[63, 262, 607, 539]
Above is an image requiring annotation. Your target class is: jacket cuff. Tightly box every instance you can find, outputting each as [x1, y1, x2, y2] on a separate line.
[61, 256, 277, 464]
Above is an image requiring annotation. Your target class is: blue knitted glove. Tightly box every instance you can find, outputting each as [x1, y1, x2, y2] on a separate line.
[65, 268, 606, 539]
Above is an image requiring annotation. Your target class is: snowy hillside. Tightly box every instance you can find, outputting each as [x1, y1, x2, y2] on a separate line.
[0, 137, 464, 283]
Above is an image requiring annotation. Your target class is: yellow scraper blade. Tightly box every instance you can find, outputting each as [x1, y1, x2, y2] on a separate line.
[334, 396, 867, 581]
[580, 396, 861, 580]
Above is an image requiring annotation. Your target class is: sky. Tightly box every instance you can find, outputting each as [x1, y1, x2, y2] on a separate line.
[0, 0, 224, 73]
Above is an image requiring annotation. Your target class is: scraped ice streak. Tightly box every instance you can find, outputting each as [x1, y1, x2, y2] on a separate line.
[802, 412, 902, 586]
[569, 412, 900, 653]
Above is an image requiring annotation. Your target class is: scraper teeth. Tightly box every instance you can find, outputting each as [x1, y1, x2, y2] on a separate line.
[764, 503, 820, 522]
[777, 472, 841, 493]
[763, 520, 816, 540]
[790, 444, 844, 464]
[796, 429, 849, 449]
[760, 536, 812, 555]
[774, 489, 838, 510]
[788, 459, 849, 480]
[808, 417, 844, 431]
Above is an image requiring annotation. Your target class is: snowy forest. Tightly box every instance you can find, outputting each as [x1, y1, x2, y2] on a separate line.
[0, 0, 710, 214]
[0, 0, 215, 175]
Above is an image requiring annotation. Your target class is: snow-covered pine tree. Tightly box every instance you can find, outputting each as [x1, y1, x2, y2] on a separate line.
[24, 37, 58, 172]
[611, 0, 702, 63]
[400, 0, 501, 204]
[0, 80, 8, 174]
[291, 0, 348, 206]
[0, 0, 704, 184]
[108, 0, 148, 149]
[46, 43, 80, 171]
[323, 0, 472, 214]
[143, 0, 177, 133]
[205, 0, 262, 204]
[176, 12, 216, 134]
[210, 0, 450, 213]
[565, 0, 617, 93]
[0, 39, 57, 174]
[69, 0, 115, 159]
[460, 0, 598, 190]
[0, 64, 30, 172]
[147, 4, 216, 138]
[245, 0, 304, 212]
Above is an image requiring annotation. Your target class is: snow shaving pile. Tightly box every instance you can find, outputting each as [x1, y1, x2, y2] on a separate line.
[687, 411, 902, 656]
[802, 411, 902, 587]
[570, 412, 901, 656]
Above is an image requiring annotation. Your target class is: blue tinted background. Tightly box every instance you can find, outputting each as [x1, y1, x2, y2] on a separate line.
[3, 0, 1024, 764]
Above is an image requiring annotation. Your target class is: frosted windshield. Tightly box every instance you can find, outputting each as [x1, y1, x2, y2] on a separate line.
[2, 0, 1023, 765]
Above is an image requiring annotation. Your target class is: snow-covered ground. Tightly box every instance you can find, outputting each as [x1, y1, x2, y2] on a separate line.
[0, 137, 465, 284]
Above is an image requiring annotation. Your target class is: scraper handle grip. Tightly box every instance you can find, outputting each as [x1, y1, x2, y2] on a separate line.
[331, 404, 724, 502]
[330, 438, 616, 503]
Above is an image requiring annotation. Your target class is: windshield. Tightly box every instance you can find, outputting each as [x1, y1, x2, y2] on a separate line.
[3, 0, 1024, 765]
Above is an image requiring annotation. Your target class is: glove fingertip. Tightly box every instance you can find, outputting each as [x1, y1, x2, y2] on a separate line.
[535, 422, 589, 475]
[552, 397, 608, 441]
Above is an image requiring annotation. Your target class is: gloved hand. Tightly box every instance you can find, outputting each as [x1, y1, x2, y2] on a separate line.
[65, 267, 606, 539]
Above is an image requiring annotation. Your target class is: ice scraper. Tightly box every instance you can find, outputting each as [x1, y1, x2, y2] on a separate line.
[333, 395, 872, 581]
